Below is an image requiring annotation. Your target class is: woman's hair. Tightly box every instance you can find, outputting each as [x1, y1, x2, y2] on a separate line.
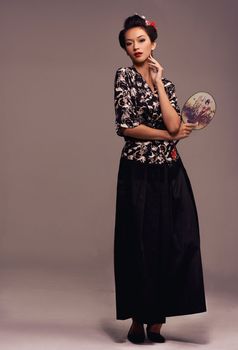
[119, 14, 158, 50]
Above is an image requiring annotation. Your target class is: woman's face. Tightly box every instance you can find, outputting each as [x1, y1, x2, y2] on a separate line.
[124, 27, 156, 63]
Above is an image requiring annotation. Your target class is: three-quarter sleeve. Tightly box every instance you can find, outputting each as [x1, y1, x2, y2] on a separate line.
[166, 81, 182, 120]
[114, 68, 143, 137]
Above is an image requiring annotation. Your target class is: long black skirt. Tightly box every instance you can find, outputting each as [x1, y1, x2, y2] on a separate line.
[113, 157, 207, 324]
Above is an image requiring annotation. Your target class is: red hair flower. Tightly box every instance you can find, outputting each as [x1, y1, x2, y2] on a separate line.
[135, 14, 157, 30]
[145, 19, 157, 29]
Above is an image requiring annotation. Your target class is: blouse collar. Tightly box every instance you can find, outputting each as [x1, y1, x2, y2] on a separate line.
[130, 65, 165, 80]
[129, 65, 162, 96]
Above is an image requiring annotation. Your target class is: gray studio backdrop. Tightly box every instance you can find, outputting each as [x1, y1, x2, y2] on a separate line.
[0, 0, 237, 295]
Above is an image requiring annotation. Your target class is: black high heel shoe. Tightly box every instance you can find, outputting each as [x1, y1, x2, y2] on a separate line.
[146, 324, 166, 343]
[127, 323, 145, 344]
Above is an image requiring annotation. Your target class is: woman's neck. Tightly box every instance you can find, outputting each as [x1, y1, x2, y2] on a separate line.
[133, 61, 154, 87]
[133, 61, 150, 79]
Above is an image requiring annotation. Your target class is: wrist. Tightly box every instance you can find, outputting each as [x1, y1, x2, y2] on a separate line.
[162, 130, 174, 141]
[155, 80, 164, 89]
[168, 133, 175, 141]
[167, 130, 177, 141]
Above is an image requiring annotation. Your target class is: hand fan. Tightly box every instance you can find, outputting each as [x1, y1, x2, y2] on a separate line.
[181, 91, 216, 129]
[169, 91, 216, 153]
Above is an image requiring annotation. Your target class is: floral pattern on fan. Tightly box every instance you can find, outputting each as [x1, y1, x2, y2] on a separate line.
[182, 92, 216, 129]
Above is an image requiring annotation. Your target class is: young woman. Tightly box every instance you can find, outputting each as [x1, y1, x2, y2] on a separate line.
[113, 14, 207, 344]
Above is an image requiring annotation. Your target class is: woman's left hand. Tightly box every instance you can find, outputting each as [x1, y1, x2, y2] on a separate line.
[147, 54, 164, 85]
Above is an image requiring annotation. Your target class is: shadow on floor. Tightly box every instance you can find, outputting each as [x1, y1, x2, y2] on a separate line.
[100, 317, 211, 345]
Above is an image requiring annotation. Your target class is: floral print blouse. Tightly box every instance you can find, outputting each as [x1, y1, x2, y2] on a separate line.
[114, 65, 182, 165]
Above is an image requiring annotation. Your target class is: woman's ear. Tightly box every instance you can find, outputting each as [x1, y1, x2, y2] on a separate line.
[152, 42, 157, 51]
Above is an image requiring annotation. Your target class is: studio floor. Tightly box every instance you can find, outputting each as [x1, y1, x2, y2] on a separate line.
[0, 266, 237, 349]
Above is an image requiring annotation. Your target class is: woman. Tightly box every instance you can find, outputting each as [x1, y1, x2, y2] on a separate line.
[113, 14, 207, 344]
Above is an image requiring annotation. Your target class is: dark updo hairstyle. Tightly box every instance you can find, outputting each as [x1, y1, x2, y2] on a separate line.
[119, 14, 158, 50]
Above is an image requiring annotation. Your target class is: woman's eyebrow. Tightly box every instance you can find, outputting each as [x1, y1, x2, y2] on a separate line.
[126, 35, 145, 42]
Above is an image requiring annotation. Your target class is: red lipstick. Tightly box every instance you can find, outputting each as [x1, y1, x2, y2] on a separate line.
[134, 52, 142, 57]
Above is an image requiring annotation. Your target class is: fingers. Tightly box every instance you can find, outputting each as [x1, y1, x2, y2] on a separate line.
[175, 122, 198, 140]
[148, 55, 163, 70]
[185, 122, 199, 128]
[183, 129, 192, 137]
[179, 123, 195, 138]
[148, 63, 159, 73]
[181, 122, 198, 136]
[148, 54, 155, 60]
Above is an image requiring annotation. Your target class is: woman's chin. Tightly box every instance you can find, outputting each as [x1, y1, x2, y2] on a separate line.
[132, 57, 148, 65]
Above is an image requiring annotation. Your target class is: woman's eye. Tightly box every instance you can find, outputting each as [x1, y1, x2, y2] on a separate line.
[126, 39, 145, 46]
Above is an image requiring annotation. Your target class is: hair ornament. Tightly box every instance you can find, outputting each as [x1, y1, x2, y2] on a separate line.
[145, 19, 157, 29]
[134, 13, 157, 29]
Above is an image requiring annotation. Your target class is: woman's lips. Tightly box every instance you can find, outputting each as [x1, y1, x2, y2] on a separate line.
[134, 52, 142, 57]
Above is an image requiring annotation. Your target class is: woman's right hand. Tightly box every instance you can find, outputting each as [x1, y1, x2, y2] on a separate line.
[172, 122, 198, 140]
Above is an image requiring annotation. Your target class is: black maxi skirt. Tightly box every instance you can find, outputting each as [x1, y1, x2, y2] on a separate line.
[113, 157, 207, 324]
